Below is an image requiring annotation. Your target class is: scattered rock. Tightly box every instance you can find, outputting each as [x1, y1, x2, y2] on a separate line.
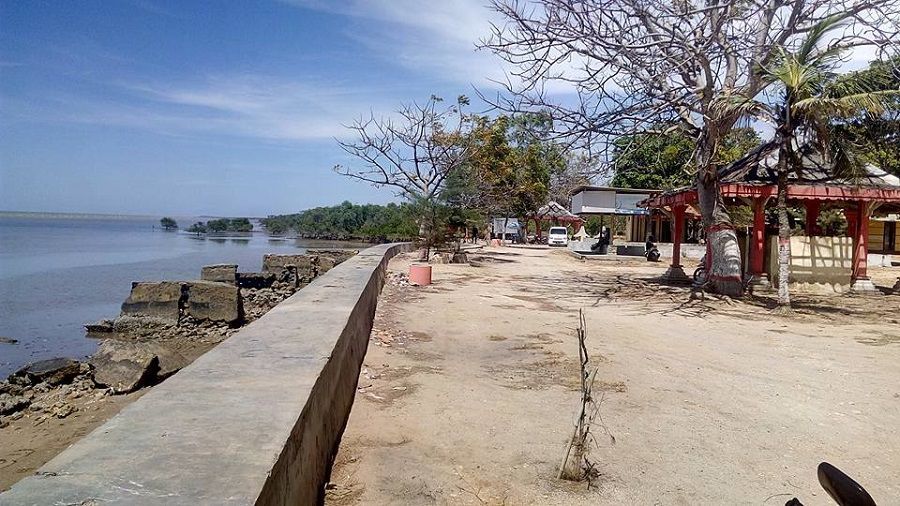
[11, 358, 82, 386]
[90, 341, 160, 394]
[451, 252, 469, 264]
[0, 336, 18, 345]
[0, 393, 30, 415]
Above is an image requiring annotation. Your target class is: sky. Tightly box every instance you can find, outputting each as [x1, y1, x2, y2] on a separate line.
[0, 0, 505, 216]
[0, 2, 884, 217]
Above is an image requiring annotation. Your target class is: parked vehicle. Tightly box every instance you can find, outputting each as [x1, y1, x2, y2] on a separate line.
[547, 227, 569, 247]
[694, 254, 707, 283]
[645, 234, 660, 262]
[786, 462, 875, 506]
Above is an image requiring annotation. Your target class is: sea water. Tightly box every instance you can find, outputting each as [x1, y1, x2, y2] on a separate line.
[0, 213, 363, 377]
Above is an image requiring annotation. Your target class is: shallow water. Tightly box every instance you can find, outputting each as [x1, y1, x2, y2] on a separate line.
[0, 214, 366, 377]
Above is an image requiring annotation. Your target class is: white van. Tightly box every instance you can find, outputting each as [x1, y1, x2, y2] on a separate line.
[547, 227, 569, 246]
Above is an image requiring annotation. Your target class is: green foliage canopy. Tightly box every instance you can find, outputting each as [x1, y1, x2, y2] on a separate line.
[260, 201, 418, 241]
[610, 127, 762, 190]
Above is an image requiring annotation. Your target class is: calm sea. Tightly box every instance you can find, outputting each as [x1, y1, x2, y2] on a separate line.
[0, 213, 367, 378]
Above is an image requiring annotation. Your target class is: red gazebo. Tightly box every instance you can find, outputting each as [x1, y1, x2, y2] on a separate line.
[642, 143, 900, 294]
[530, 201, 584, 241]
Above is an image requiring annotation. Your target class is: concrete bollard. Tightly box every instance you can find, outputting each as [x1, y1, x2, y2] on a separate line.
[409, 264, 432, 286]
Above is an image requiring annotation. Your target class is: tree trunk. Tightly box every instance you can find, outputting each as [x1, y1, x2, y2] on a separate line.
[695, 135, 743, 297]
[775, 158, 791, 308]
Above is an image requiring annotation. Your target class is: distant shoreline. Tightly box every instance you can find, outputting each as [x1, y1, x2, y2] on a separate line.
[0, 211, 265, 221]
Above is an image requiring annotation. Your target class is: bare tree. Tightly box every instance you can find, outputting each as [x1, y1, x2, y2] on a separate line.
[550, 152, 595, 208]
[481, 0, 900, 296]
[334, 95, 473, 201]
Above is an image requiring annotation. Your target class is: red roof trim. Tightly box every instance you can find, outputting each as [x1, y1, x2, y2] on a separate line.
[642, 183, 900, 208]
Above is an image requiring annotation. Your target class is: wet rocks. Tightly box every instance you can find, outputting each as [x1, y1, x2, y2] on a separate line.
[90, 341, 160, 394]
[84, 319, 114, 334]
[10, 358, 82, 387]
[236, 272, 276, 289]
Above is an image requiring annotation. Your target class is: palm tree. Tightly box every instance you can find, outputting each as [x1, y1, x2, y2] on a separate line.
[715, 15, 900, 309]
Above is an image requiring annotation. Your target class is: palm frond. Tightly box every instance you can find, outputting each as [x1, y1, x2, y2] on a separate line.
[710, 94, 775, 123]
[794, 89, 900, 118]
[797, 13, 850, 62]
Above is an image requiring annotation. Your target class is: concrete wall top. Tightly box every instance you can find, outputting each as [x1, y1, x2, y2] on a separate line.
[1, 243, 409, 505]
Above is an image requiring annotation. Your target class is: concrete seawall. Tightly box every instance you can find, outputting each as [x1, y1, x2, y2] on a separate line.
[1, 243, 410, 505]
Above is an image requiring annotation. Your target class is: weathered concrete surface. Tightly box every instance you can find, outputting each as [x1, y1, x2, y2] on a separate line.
[120, 281, 183, 321]
[1, 243, 408, 505]
[200, 264, 238, 284]
[184, 280, 242, 324]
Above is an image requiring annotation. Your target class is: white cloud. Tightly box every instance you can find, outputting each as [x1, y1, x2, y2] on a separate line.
[282, 0, 507, 87]
[3, 74, 404, 142]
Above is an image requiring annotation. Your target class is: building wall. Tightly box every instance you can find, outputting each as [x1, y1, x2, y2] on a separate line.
[869, 220, 899, 253]
[869, 220, 884, 252]
[768, 236, 853, 290]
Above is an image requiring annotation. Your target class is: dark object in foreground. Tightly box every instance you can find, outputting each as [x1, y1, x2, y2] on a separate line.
[786, 462, 876, 506]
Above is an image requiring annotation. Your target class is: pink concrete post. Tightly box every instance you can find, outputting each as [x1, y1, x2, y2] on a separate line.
[850, 201, 879, 294]
[748, 197, 771, 292]
[671, 205, 685, 268]
[852, 203, 869, 281]
[409, 264, 432, 286]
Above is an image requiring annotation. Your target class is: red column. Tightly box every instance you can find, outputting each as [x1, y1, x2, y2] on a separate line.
[750, 197, 767, 276]
[805, 200, 821, 236]
[671, 205, 685, 268]
[852, 201, 869, 281]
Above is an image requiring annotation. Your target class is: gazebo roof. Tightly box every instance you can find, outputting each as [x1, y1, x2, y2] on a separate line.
[535, 201, 583, 222]
[720, 141, 900, 188]
[642, 141, 900, 211]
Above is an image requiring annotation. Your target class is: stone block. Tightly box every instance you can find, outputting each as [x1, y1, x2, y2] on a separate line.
[184, 281, 242, 324]
[262, 254, 318, 285]
[201, 264, 238, 284]
[90, 341, 159, 394]
[262, 254, 315, 273]
[121, 282, 183, 321]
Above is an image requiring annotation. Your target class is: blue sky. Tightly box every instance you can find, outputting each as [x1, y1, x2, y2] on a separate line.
[0, 0, 504, 216]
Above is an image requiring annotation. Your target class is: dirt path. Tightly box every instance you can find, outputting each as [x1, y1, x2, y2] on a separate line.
[328, 248, 900, 505]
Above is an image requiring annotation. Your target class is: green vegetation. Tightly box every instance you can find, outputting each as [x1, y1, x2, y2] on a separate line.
[159, 217, 178, 230]
[610, 127, 761, 190]
[186, 222, 207, 235]
[184, 218, 252, 235]
[715, 16, 900, 307]
[206, 218, 253, 233]
[831, 56, 900, 177]
[260, 201, 418, 241]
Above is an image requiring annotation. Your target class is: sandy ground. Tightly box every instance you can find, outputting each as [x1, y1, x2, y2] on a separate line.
[0, 390, 145, 490]
[327, 247, 900, 505]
